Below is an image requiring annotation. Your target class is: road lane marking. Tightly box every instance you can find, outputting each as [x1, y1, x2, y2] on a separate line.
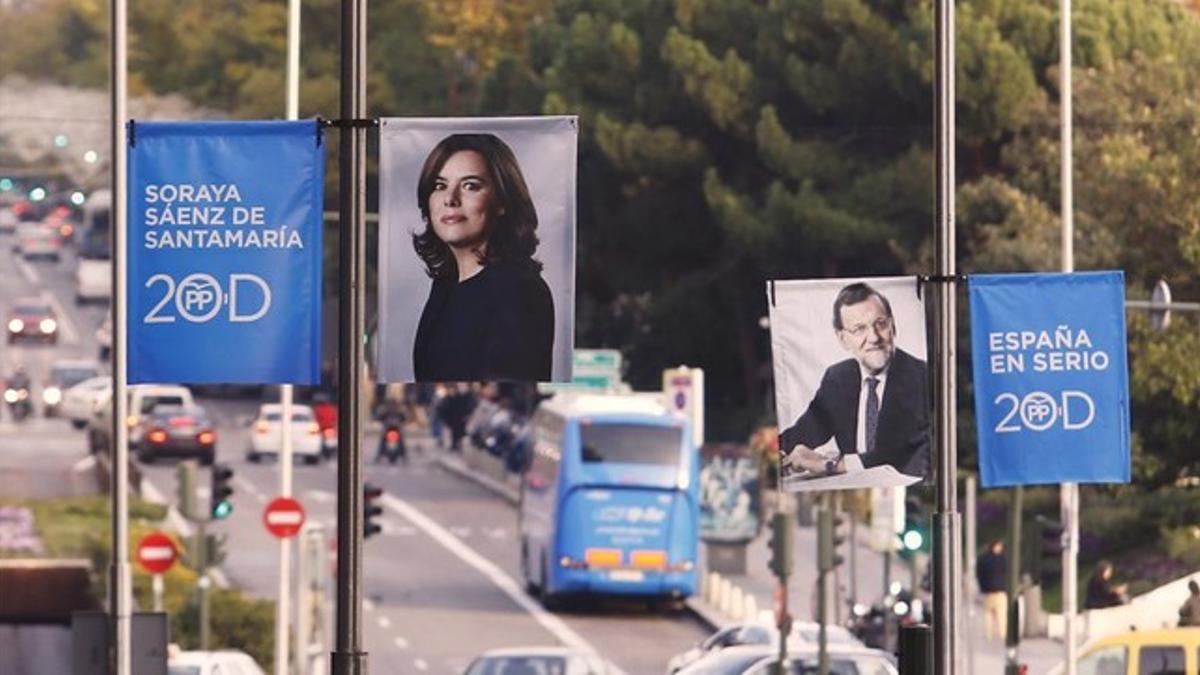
[363, 598, 375, 611]
[448, 526, 471, 538]
[15, 258, 39, 285]
[377, 616, 391, 629]
[72, 456, 97, 472]
[41, 289, 79, 344]
[234, 475, 261, 497]
[393, 636, 408, 650]
[382, 494, 627, 675]
[304, 489, 335, 503]
[413, 658, 428, 671]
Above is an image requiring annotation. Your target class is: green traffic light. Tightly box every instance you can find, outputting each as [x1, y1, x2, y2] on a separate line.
[902, 529, 924, 551]
[212, 500, 234, 520]
[0, 179, 12, 191]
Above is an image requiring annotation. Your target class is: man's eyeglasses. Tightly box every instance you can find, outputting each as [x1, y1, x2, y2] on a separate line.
[842, 316, 892, 339]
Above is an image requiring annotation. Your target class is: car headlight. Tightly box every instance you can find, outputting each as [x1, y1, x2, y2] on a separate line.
[7, 319, 23, 333]
[39, 318, 57, 334]
[43, 387, 61, 405]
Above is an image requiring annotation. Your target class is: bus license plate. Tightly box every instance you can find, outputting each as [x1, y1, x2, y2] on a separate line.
[609, 569, 645, 582]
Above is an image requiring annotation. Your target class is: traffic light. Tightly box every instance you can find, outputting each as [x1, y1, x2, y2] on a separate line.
[1029, 515, 1064, 586]
[176, 460, 197, 521]
[900, 494, 928, 555]
[767, 512, 794, 579]
[364, 483, 383, 539]
[210, 464, 234, 520]
[818, 509, 846, 574]
[205, 533, 228, 567]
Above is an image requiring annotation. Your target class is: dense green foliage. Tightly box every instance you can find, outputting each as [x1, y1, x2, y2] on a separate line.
[2, 0, 1198, 484]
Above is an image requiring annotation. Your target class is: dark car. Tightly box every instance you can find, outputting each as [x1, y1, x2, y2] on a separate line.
[136, 404, 217, 465]
[41, 359, 101, 417]
[6, 299, 58, 345]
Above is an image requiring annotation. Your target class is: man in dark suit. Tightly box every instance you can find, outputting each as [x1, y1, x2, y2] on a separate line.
[780, 282, 929, 479]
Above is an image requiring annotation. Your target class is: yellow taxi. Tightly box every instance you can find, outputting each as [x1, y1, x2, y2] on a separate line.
[1076, 628, 1200, 675]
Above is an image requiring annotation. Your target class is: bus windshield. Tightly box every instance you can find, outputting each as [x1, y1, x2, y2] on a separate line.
[579, 424, 682, 467]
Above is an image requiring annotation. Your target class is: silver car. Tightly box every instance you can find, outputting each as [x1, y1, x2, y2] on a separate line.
[465, 647, 612, 675]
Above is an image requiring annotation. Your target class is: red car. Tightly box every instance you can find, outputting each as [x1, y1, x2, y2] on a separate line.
[7, 298, 58, 345]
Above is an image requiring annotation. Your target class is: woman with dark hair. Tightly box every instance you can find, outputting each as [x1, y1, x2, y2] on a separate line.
[411, 133, 554, 381]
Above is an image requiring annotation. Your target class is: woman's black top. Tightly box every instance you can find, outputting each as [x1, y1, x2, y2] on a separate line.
[413, 261, 554, 382]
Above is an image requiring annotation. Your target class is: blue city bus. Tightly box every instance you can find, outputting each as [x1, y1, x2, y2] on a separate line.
[519, 393, 699, 607]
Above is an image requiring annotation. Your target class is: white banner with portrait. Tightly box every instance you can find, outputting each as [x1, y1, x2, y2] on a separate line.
[378, 117, 577, 383]
[768, 277, 931, 492]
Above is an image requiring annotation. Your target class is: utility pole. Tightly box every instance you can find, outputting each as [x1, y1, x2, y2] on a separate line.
[332, 0, 368, 671]
[108, 0, 131, 669]
[932, 0, 962, 670]
[767, 510, 794, 675]
[1005, 488, 1023, 675]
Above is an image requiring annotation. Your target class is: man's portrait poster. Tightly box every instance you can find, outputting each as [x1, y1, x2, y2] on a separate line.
[767, 277, 932, 492]
[377, 116, 577, 383]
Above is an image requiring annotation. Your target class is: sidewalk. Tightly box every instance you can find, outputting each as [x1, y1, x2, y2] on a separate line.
[427, 436, 1067, 674]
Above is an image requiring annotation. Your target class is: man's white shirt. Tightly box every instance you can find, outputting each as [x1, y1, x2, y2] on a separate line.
[846, 363, 890, 472]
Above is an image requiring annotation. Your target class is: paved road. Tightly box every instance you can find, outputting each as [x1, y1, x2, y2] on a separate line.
[0, 226, 711, 675]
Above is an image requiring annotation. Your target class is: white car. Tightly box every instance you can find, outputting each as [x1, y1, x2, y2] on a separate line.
[168, 649, 265, 675]
[15, 223, 61, 261]
[60, 376, 112, 428]
[247, 403, 323, 464]
[667, 621, 862, 673]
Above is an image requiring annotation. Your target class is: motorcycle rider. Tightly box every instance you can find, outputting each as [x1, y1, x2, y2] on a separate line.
[4, 365, 33, 420]
[376, 399, 406, 463]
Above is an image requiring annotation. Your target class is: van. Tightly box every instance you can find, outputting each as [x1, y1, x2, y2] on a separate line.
[87, 384, 196, 455]
[1074, 627, 1200, 675]
[75, 258, 112, 304]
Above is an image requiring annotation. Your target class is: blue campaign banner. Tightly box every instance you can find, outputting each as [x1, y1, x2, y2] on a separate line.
[128, 120, 324, 384]
[969, 272, 1131, 487]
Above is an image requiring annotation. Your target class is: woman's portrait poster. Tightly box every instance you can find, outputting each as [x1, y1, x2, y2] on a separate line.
[378, 117, 577, 383]
[767, 277, 931, 492]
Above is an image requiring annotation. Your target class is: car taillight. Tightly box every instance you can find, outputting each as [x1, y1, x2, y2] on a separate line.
[385, 429, 400, 443]
[147, 429, 168, 444]
[197, 431, 216, 445]
[323, 428, 336, 440]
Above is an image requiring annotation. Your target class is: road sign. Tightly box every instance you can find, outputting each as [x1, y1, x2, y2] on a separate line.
[538, 349, 625, 394]
[264, 497, 307, 539]
[135, 531, 177, 575]
[969, 271, 1131, 486]
[127, 120, 325, 384]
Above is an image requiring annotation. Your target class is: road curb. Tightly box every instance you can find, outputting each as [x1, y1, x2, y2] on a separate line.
[431, 451, 520, 505]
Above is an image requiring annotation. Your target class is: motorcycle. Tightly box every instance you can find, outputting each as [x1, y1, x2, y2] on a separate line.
[4, 386, 31, 422]
[847, 583, 926, 652]
[376, 423, 406, 464]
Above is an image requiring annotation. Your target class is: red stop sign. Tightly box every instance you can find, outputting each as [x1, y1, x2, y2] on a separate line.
[263, 497, 306, 538]
[136, 531, 177, 575]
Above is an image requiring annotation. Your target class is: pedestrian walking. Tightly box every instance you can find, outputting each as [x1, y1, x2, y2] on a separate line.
[976, 539, 1008, 641]
[1179, 579, 1200, 627]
